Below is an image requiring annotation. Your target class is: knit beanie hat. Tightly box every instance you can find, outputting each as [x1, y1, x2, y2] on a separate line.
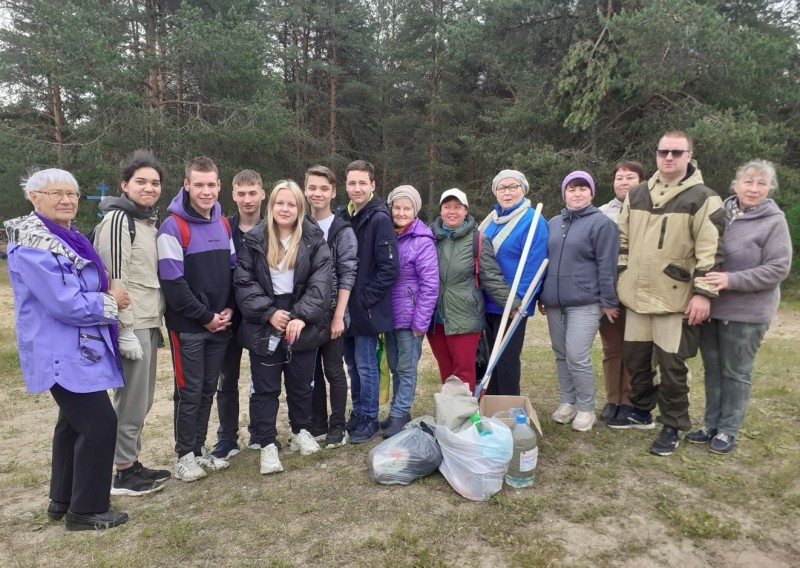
[491, 169, 529, 195]
[387, 185, 422, 217]
[561, 171, 596, 198]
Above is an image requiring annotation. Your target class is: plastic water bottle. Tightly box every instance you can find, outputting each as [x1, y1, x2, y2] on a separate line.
[505, 411, 538, 488]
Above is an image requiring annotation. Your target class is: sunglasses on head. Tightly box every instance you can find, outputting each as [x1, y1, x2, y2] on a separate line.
[656, 149, 690, 158]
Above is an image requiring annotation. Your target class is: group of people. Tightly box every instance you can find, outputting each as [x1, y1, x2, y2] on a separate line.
[5, 130, 792, 531]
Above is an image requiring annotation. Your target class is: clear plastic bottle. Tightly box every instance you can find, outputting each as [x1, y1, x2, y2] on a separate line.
[505, 410, 538, 488]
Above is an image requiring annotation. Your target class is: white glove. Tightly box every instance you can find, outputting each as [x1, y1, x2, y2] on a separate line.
[118, 331, 143, 360]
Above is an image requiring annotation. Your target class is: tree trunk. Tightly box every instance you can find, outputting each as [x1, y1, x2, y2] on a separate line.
[328, 21, 338, 157]
[47, 71, 65, 166]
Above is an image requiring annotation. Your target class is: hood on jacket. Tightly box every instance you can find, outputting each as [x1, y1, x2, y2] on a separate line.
[167, 187, 222, 224]
[559, 203, 601, 220]
[399, 218, 436, 242]
[98, 194, 155, 219]
[724, 195, 785, 221]
[649, 161, 704, 191]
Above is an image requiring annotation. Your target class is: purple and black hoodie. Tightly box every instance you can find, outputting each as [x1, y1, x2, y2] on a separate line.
[156, 188, 236, 332]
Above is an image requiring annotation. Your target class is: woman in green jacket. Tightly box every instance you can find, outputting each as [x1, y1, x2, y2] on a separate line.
[427, 189, 518, 393]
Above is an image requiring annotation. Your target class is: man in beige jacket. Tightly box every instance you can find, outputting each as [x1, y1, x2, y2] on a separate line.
[608, 131, 726, 457]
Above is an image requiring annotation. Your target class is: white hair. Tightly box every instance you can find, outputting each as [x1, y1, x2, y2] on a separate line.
[21, 168, 79, 201]
[731, 159, 778, 196]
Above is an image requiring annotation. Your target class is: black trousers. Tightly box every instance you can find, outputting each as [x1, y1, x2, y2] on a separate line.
[49, 383, 117, 514]
[311, 335, 348, 429]
[169, 329, 230, 456]
[249, 347, 316, 447]
[216, 336, 243, 443]
[478, 312, 527, 396]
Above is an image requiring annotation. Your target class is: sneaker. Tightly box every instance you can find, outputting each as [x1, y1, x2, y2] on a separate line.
[325, 424, 348, 448]
[685, 426, 717, 445]
[378, 415, 392, 430]
[174, 453, 207, 482]
[599, 403, 619, 423]
[111, 468, 165, 496]
[350, 417, 380, 444]
[289, 429, 321, 455]
[345, 411, 361, 433]
[383, 414, 411, 439]
[133, 461, 171, 483]
[196, 448, 230, 472]
[572, 410, 596, 432]
[551, 403, 577, 424]
[608, 406, 655, 430]
[249, 439, 282, 451]
[260, 443, 284, 474]
[649, 426, 680, 456]
[211, 439, 241, 460]
[709, 432, 735, 454]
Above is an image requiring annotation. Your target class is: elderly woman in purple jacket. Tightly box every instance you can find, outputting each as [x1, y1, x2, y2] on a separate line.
[4, 169, 130, 531]
[380, 185, 439, 438]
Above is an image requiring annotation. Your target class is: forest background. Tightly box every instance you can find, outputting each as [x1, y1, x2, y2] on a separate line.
[0, 0, 799, 266]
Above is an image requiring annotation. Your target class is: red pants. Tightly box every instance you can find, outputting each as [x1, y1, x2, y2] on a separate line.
[426, 324, 480, 393]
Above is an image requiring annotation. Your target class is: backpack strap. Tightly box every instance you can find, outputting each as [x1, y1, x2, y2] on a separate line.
[472, 230, 482, 288]
[87, 209, 135, 245]
[170, 213, 232, 250]
[171, 213, 191, 249]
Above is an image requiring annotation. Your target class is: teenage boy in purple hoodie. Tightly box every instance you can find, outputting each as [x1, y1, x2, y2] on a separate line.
[157, 157, 236, 482]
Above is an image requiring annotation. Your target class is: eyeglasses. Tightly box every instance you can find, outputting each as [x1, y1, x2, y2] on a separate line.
[34, 190, 81, 201]
[656, 149, 690, 158]
[496, 183, 522, 194]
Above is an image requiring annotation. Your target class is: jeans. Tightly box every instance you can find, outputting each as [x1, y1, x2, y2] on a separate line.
[385, 329, 424, 417]
[545, 304, 601, 412]
[344, 335, 379, 420]
[700, 319, 768, 437]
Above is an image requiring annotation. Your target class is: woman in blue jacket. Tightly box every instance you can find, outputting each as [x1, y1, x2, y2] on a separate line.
[5, 169, 130, 530]
[538, 171, 620, 432]
[478, 170, 548, 395]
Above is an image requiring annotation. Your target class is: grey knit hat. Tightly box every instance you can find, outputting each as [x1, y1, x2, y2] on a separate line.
[387, 185, 422, 217]
[491, 169, 529, 195]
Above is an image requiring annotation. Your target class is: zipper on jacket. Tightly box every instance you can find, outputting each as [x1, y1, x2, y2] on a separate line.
[658, 217, 667, 249]
[80, 332, 104, 342]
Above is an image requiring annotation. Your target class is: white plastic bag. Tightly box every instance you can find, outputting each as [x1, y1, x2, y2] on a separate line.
[435, 417, 513, 501]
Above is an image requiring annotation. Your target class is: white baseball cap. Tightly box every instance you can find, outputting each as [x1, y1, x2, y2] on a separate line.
[439, 188, 468, 207]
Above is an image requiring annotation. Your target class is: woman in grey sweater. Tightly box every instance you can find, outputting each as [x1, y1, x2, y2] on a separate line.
[686, 160, 793, 454]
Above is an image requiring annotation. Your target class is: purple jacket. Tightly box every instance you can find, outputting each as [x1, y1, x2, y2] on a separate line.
[390, 219, 439, 332]
[4, 213, 123, 394]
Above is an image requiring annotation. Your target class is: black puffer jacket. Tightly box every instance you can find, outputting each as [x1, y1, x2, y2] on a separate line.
[234, 218, 332, 353]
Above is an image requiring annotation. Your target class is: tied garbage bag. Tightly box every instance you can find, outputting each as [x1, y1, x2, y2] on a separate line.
[434, 376, 478, 432]
[435, 417, 513, 501]
[369, 422, 442, 485]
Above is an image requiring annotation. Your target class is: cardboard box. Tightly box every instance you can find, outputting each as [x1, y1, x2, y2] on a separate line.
[479, 395, 542, 436]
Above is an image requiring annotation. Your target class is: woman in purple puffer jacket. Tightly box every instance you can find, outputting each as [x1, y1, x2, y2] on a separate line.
[381, 185, 439, 438]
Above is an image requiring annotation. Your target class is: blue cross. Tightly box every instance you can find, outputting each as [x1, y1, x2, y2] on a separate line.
[87, 181, 110, 218]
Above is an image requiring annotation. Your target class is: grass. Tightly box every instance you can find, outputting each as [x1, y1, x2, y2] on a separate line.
[0, 260, 798, 567]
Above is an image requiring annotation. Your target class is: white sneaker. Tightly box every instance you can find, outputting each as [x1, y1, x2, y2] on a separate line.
[289, 429, 321, 456]
[572, 410, 597, 432]
[552, 403, 578, 424]
[260, 443, 284, 474]
[174, 453, 207, 482]
[196, 447, 230, 472]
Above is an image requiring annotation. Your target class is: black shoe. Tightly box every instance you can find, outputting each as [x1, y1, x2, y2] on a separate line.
[47, 501, 69, 521]
[133, 461, 171, 483]
[382, 414, 411, 439]
[65, 509, 129, 531]
[599, 403, 619, 423]
[607, 405, 633, 429]
[111, 468, 165, 496]
[350, 417, 380, 444]
[378, 416, 392, 430]
[325, 424, 347, 448]
[345, 411, 360, 433]
[685, 426, 717, 444]
[649, 426, 680, 456]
